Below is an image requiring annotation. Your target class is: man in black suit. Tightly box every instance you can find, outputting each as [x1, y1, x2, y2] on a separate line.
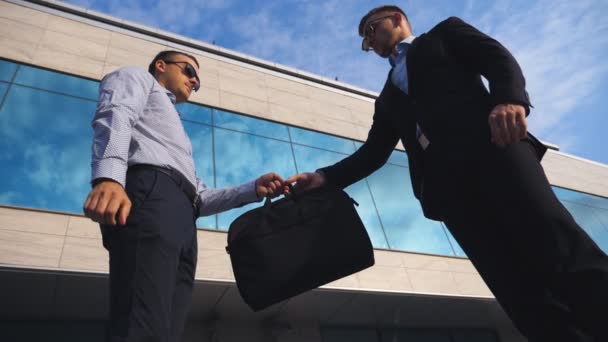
[287, 5, 608, 341]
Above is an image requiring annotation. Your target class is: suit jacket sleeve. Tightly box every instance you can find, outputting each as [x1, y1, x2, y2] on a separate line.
[438, 17, 532, 112]
[317, 101, 401, 189]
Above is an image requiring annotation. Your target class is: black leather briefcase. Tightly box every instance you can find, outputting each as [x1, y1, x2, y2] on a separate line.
[226, 185, 374, 311]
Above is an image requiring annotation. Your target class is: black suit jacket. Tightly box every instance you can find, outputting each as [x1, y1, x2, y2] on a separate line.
[319, 17, 547, 220]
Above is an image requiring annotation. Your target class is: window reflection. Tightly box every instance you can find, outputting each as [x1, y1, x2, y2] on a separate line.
[290, 126, 356, 154]
[293, 144, 389, 248]
[366, 164, 456, 256]
[14, 65, 99, 100]
[0, 60, 17, 82]
[0, 85, 94, 212]
[0, 83, 8, 102]
[215, 109, 290, 141]
[213, 127, 297, 230]
[554, 186, 608, 253]
[183, 121, 216, 229]
[177, 102, 212, 125]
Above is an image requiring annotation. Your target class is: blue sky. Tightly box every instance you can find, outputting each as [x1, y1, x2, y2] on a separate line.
[64, 0, 608, 164]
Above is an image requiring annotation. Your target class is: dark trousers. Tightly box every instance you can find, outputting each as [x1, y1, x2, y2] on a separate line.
[101, 167, 198, 342]
[444, 140, 608, 342]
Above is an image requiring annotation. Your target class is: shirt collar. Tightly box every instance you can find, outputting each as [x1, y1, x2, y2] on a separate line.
[165, 88, 177, 104]
[388, 35, 416, 67]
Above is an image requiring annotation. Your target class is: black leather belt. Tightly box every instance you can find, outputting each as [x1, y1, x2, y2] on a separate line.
[128, 164, 200, 210]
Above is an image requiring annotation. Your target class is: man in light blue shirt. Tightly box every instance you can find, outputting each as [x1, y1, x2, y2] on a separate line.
[83, 50, 286, 342]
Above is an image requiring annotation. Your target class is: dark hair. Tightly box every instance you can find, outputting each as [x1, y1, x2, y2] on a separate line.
[358, 5, 410, 36]
[148, 50, 200, 76]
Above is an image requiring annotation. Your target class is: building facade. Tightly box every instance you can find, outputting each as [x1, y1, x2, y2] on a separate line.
[0, 0, 607, 341]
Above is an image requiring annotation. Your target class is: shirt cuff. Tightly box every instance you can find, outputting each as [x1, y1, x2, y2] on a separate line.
[239, 179, 262, 204]
[91, 159, 128, 188]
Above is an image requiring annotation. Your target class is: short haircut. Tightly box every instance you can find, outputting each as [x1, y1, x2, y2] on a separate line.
[148, 50, 200, 76]
[358, 5, 409, 36]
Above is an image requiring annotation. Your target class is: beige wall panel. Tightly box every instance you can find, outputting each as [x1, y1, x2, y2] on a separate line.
[33, 46, 105, 79]
[445, 258, 477, 273]
[109, 32, 166, 57]
[452, 272, 493, 297]
[219, 91, 270, 118]
[217, 62, 267, 84]
[196, 248, 234, 281]
[0, 17, 45, 44]
[0, 207, 68, 236]
[401, 253, 451, 272]
[0, 1, 49, 28]
[0, 230, 63, 268]
[189, 85, 220, 108]
[308, 99, 353, 123]
[198, 230, 227, 250]
[350, 110, 374, 128]
[219, 76, 268, 102]
[356, 265, 412, 291]
[542, 151, 608, 198]
[267, 103, 312, 126]
[46, 16, 111, 45]
[373, 249, 405, 267]
[104, 47, 151, 70]
[406, 269, 460, 294]
[267, 88, 311, 114]
[67, 216, 101, 239]
[0, 37, 38, 63]
[38, 30, 108, 63]
[325, 274, 360, 289]
[60, 236, 107, 272]
[264, 74, 312, 97]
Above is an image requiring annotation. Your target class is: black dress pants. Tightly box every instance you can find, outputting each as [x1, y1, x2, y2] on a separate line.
[443, 140, 608, 342]
[101, 167, 198, 342]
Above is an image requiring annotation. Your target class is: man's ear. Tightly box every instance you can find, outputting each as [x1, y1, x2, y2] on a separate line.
[155, 59, 166, 75]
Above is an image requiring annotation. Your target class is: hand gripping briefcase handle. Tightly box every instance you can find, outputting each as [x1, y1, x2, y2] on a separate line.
[226, 185, 375, 311]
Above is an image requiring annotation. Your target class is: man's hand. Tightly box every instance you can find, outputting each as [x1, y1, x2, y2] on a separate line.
[286, 172, 326, 193]
[255, 172, 287, 198]
[83, 180, 132, 226]
[488, 103, 528, 147]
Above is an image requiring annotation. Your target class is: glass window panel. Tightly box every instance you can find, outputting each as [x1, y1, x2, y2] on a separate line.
[293, 144, 389, 248]
[354, 141, 408, 167]
[290, 127, 356, 154]
[561, 202, 608, 253]
[13, 65, 99, 100]
[0, 85, 95, 213]
[322, 328, 379, 342]
[442, 223, 467, 257]
[0, 60, 18, 82]
[214, 109, 289, 141]
[367, 164, 455, 256]
[176, 102, 212, 125]
[183, 121, 216, 229]
[214, 127, 297, 230]
[452, 330, 498, 342]
[381, 329, 450, 342]
[554, 186, 608, 210]
[0, 83, 8, 101]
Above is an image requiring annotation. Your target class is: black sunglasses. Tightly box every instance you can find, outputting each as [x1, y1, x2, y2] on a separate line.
[164, 60, 201, 91]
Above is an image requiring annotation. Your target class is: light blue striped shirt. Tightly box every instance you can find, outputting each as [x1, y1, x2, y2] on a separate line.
[91, 66, 260, 217]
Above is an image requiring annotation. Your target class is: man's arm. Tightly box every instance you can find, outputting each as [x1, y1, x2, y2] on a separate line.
[194, 172, 285, 217]
[83, 67, 152, 225]
[288, 103, 400, 192]
[439, 17, 530, 146]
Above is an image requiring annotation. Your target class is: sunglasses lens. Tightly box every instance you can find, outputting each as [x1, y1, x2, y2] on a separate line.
[185, 64, 200, 91]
